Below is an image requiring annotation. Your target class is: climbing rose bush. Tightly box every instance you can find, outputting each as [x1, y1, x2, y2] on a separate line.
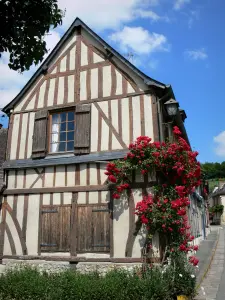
[105, 126, 201, 265]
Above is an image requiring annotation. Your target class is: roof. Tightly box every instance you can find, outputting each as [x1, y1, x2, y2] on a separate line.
[3, 17, 167, 114]
[212, 184, 225, 197]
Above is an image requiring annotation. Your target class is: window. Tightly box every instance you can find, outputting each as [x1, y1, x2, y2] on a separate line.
[49, 110, 75, 153]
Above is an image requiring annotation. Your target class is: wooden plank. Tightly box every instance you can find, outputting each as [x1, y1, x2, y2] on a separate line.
[75, 164, 80, 185]
[151, 94, 160, 142]
[32, 110, 48, 159]
[0, 199, 7, 257]
[6, 115, 14, 160]
[44, 79, 50, 108]
[111, 66, 116, 96]
[12, 195, 18, 217]
[37, 194, 43, 255]
[98, 66, 103, 98]
[118, 100, 122, 138]
[74, 104, 91, 154]
[5, 223, 16, 255]
[4, 182, 156, 195]
[22, 195, 28, 254]
[109, 191, 114, 257]
[70, 192, 78, 256]
[15, 90, 149, 115]
[59, 206, 71, 251]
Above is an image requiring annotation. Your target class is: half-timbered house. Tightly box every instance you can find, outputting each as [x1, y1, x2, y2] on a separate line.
[0, 18, 189, 268]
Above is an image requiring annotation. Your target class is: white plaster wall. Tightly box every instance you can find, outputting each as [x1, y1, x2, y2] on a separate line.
[113, 195, 129, 257]
[221, 196, 225, 223]
[79, 164, 87, 186]
[144, 94, 154, 140]
[47, 78, 56, 107]
[60, 56, 67, 72]
[26, 95, 35, 111]
[67, 75, 75, 103]
[80, 71, 87, 101]
[57, 77, 64, 105]
[45, 167, 54, 187]
[69, 46, 76, 70]
[132, 189, 145, 257]
[115, 70, 122, 95]
[26, 194, 40, 255]
[91, 68, 98, 99]
[132, 96, 141, 140]
[63, 192, 72, 204]
[43, 193, 50, 205]
[19, 113, 28, 159]
[17, 195, 24, 229]
[55, 166, 66, 187]
[67, 165, 76, 186]
[103, 66, 111, 97]
[81, 42, 88, 66]
[93, 52, 104, 63]
[10, 114, 20, 159]
[16, 170, 24, 188]
[78, 192, 86, 204]
[121, 98, 130, 146]
[7, 171, 16, 189]
[37, 81, 46, 109]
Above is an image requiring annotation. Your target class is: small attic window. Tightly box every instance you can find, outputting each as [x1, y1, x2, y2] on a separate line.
[49, 110, 75, 153]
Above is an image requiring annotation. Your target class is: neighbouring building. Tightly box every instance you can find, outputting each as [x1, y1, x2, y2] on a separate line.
[210, 185, 225, 224]
[0, 18, 194, 270]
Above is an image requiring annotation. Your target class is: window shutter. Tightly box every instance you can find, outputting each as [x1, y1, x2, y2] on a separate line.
[77, 205, 110, 253]
[40, 205, 71, 252]
[32, 110, 48, 159]
[74, 104, 91, 155]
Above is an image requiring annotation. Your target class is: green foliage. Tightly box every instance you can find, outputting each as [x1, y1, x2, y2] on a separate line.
[209, 204, 224, 214]
[201, 161, 225, 180]
[0, 265, 196, 300]
[0, 0, 63, 72]
[166, 253, 197, 297]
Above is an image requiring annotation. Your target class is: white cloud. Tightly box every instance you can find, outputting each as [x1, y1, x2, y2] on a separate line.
[185, 48, 208, 60]
[174, 0, 191, 10]
[188, 10, 199, 29]
[135, 9, 170, 22]
[58, 0, 168, 30]
[214, 131, 225, 157]
[109, 26, 169, 55]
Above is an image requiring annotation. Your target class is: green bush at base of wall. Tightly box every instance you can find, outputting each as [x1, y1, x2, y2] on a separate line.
[0, 265, 196, 300]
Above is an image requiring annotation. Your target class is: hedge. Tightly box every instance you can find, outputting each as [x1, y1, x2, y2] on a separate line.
[0, 265, 196, 300]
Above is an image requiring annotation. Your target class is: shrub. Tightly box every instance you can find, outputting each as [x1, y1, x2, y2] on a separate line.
[0, 263, 196, 300]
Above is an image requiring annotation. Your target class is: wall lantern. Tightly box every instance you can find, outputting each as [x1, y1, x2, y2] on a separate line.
[164, 98, 179, 117]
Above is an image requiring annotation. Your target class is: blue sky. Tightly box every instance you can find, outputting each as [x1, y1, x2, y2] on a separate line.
[0, 0, 224, 163]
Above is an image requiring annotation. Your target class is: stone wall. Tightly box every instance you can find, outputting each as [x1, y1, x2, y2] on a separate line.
[1, 259, 142, 275]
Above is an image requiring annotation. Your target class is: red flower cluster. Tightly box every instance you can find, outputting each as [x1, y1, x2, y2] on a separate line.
[189, 256, 199, 266]
[105, 126, 201, 265]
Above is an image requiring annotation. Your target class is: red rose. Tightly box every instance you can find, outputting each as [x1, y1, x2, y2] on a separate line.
[108, 175, 117, 183]
[112, 193, 120, 199]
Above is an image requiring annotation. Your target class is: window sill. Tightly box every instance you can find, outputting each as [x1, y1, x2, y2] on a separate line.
[46, 152, 74, 159]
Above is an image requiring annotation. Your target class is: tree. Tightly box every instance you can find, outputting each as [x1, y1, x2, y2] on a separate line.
[0, 0, 63, 72]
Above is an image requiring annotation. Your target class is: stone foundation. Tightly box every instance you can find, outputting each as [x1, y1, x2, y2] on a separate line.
[1, 259, 142, 275]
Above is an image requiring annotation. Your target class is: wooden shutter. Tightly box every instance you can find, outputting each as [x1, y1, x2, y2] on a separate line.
[41, 205, 71, 252]
[77, 204, 110, 253]
[74, 104, 91, 155]
[32, 110, 48, 159]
